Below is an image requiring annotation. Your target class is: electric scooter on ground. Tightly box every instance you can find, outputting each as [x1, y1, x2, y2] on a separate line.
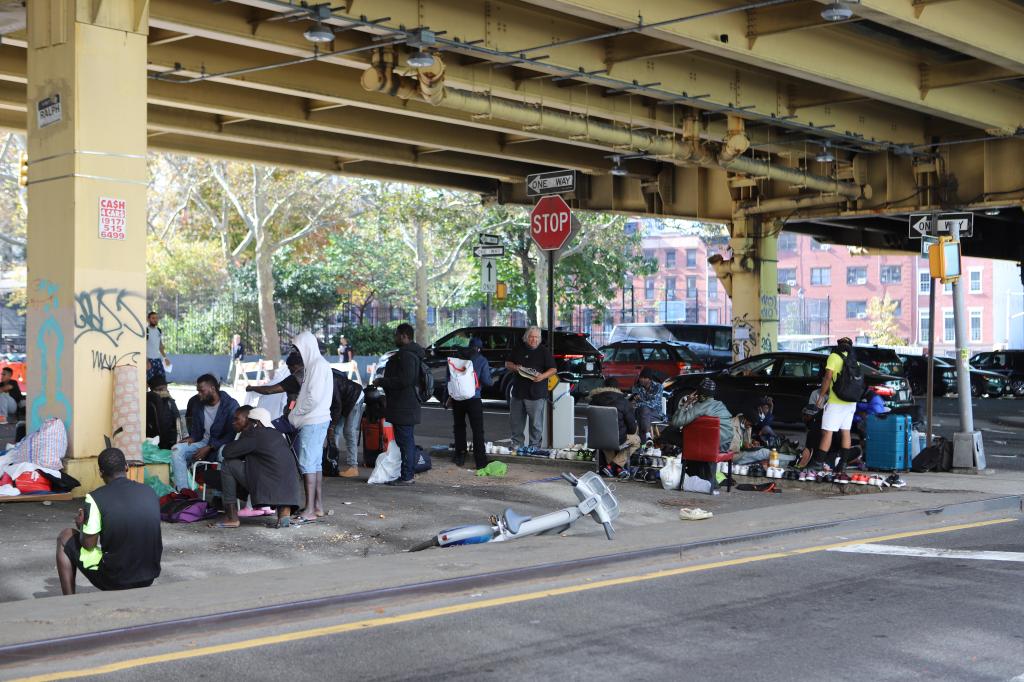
[409, 471, 620, 551]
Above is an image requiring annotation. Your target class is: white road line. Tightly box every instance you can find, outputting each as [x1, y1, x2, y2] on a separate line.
[829, 544, 1024, 563]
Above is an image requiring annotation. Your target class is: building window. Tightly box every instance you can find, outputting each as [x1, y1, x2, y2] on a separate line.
[778, 268, 797, 285]
[686, 275, 697, 298]
[643, 249, 655, 265]
[969, 269, 982, 294]
[970, 309, 982, 343]
[778, 232, 797, 251]
[919, 311, 930, 344]
[665, 277, 676, 301]
[708, 276, 719, 300]
[645, 278, 655, 300]
[847, 267, 868, 285]
[708, 309, 720, 325]
[892, 300, 902, 318]
[686, 249, 697, 268]
[810, 267, 831, 286]
[811, 238, 830, 251]
[943, 281, 953, 295]
[665, 250, 676, 268]
[880, 265, 902, 284]
[943, 310, 955, 343]
[846, 300, 868, 319]
[644, 312, 655, 323]
[918, 271, 931, 294]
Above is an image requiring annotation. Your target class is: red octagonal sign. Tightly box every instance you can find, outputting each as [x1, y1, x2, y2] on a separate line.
[530, 195, 573, 251]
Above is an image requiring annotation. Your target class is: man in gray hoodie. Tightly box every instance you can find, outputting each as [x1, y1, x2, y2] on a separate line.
[289, 332, 333, 522]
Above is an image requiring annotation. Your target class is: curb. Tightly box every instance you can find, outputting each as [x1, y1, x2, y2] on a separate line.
[1, 494, 1019, 664]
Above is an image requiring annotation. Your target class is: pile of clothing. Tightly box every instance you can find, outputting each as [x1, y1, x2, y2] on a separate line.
[0, 418, 77, 496]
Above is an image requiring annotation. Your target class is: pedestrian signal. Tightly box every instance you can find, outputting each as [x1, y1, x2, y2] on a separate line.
[17, 152, 27, 187]
[495, 282, 507, 300]
[928, 236, 960, 283]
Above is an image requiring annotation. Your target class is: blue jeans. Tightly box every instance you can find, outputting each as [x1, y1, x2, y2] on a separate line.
[334, 399, 364, 468]
[297, 421, 330, 475]
[393, 424, 417, 481]
[170, 439, 209, 490]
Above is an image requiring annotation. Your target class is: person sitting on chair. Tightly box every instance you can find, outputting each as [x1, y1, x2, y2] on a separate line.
[588, 379, 641, 477]
[170, 375, 239, 491]
[212, 407, 302, 530]
[629, 368, 666, 441]
[663, 377, 734, 452]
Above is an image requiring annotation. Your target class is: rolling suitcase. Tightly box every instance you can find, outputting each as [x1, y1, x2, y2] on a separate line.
[865, 413, 912, 471]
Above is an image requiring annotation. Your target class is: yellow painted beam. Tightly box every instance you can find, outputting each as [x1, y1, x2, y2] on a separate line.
[519, 0, 1024, 134]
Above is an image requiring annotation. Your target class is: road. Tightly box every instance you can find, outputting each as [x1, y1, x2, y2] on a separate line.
[415, 395, 1024, 470]
[7, 517, 1022, 681]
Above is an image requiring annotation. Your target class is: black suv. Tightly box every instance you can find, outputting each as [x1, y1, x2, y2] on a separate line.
[970, 350, 1024, 397]
[901, 354, 1009, 398]
[425, 326, 604, 403]
[812, 345, 905, 377]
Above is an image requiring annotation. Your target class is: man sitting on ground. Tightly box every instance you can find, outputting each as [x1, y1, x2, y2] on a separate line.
[212, 407, 302, 529]
[666, 377, 734, 452]
[629, 368, 666, 441]
[0, 367, 22, 421]
[589, 379, 641, 477]
[56, 448, 162, 595]
[170, 374, 239, 491]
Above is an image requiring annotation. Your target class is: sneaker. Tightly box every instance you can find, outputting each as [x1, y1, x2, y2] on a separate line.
[386, 478, 415, 486]
[600, 466, 615, 478]
[834, 473, 851, 485]
[679, 507, 713, 521]
[885, 474, 907, 488]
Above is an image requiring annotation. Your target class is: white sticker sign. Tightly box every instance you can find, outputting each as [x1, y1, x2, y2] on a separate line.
[98, 197, 127, 241]
[36, 94, 62, 128]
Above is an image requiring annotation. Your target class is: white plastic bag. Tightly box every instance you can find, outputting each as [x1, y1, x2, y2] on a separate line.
[447, 358, 478, 401]
[660, 455, 682, 490]
[367, 440, 402, 485]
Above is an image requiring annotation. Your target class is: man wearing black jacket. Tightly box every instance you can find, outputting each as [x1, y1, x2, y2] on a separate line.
[374, 323, 424, 486]
[330, 373, 364, 478]
[588, 381, 641, 475]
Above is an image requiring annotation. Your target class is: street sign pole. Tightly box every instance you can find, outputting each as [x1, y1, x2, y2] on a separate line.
[926, 274, 936, 448]
[948, 221, 985, 469]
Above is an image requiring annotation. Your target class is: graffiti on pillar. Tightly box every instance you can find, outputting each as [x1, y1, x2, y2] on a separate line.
[31, 280, 73, 431]
[731, 313, 757, 361]
[761, 335, 773, 353]
[91, 350, 140, 372]
[760, 294, 778, 322]
[73, 287, 145, 346]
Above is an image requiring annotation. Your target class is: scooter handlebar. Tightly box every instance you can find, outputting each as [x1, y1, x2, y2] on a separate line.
[561, 472, 579, 485]
[603, 522, 615, 541]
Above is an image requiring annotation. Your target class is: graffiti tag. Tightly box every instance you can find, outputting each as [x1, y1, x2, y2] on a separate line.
[73, 288, 145, 346]
[31, 280, 73, 431]
[732, 313, 757, 361]
[91, 350, 140, 371]
[760, 294, 778, 322]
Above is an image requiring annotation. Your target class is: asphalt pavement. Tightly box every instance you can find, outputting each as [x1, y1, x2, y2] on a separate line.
[8, 516, 1022, 681]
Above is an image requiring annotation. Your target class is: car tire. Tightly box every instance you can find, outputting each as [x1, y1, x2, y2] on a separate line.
[1012, 381, 1024, 398]
[503, 377, 514, 407]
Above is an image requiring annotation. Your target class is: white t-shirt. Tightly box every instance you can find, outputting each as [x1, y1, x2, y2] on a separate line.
[146, 326, 163, 360]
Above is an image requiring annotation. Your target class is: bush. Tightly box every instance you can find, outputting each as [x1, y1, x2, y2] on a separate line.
[334, 324, 398, 358]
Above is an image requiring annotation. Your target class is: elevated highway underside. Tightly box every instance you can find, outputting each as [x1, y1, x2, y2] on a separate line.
[0, 0, 1021, 259]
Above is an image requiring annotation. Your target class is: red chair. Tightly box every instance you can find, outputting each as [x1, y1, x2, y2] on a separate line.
[682, 416, 733, 493]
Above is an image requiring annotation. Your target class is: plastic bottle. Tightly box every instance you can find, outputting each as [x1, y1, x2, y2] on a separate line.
[769, 448, 779, 469]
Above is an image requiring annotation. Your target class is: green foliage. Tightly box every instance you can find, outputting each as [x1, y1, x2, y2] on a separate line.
[865, 293, 906, 347]
[332, 323, 398, 357]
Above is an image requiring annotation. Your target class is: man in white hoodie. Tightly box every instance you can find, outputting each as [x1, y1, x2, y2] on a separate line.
[288, 332, 333, 523]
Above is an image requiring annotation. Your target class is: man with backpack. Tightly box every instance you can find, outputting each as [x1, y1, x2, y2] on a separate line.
[446, 337, 494, 469]
[373, 323, 425, 485]
[813, 337, 864, 474]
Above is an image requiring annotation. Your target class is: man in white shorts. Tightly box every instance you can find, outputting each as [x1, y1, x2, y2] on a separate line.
[814, 337, 857, 473]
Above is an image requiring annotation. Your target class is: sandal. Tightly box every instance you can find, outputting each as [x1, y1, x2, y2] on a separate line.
[265, 517, 292, 529]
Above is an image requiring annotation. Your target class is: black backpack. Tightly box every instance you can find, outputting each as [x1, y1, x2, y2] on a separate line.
[911, 438, 953, 472]
[415, 356, 435, 404]
[831, 348, 866, 402]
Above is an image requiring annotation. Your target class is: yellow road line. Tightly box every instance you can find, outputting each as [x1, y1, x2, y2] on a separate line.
[9, 517, 1016, 682]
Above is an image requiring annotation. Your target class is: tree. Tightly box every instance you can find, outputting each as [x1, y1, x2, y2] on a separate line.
[865, 294, 906, 346]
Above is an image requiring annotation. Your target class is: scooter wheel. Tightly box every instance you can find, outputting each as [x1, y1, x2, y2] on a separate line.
[409, 536, 441, 552]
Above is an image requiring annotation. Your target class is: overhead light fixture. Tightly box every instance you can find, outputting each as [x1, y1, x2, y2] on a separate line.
[984, 208, 1000, 216]
[406, 28, 437, 68]
[303, 21, 334, 43]
[815, 142, 834, 164]
[821, 1, 859, 22]
[610, 156, 628, 176]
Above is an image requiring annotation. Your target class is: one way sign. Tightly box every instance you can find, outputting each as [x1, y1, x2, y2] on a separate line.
[908, 212, 974, 238]
[480, 258, 497, 294]
[526, 169, 576, 197]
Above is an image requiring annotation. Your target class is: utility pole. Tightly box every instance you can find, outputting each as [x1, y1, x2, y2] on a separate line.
[948, 221, 985, 469]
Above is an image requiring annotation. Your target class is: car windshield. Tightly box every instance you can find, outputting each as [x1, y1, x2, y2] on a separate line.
[555, 333, 599, 355]
[727, 356, 775, 377]
[671, 345, 702, 364]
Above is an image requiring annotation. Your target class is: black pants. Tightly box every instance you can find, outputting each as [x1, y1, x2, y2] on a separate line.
[452, 397, 488, 468]
[220, 458, 248, 505]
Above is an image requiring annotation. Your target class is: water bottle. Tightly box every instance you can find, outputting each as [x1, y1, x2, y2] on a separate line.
[769, 448, 779, 469]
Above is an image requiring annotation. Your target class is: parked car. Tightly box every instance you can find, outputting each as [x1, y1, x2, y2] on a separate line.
[901, 355, 1009, 397]
[662, 352, 914, 423]
[970, 350, 1024, 397]
[812, 345, 905, 377]
[609, 323, 733, 369]
[599, 340, 704, 389]
[375, 326, 604, 403]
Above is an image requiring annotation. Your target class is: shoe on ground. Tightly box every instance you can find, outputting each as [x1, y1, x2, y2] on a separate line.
[339, 467, 359, 478]
[679, 507, 713, 521]
[386, 478, 415, 486]
[834, 473, 851, 485]
[885, 474, 907, 488]
[600, 466, 615, 478]
[452, 454, 466, 467]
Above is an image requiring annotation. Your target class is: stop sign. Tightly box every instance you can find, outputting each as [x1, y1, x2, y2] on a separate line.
[530, 195, 573, 251]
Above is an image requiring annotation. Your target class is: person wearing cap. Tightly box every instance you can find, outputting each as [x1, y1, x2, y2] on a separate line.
[629, 367, 666, 441]
[751, 396, 776, 445]
[813, 337, 858, 471]
[56, 448, 162, 595]
[668, 377, 734, 452]
[447, 337, 494, 469]
[213, 406, 302, 529]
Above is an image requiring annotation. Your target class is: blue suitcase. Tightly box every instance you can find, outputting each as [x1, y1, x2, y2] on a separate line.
[865, 413, 912, 471]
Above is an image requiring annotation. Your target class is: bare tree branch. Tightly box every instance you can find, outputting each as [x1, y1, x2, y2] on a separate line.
[427, 230, 474, 283]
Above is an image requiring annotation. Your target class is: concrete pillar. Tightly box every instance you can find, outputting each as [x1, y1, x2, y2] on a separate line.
[26, 1, 149, 493]
[710, 216, 779, 361]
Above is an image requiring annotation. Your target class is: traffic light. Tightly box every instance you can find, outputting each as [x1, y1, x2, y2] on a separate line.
[17, 152, 27, 188]
[928, 236, 961, 283]
[495, 282, 507, 300]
